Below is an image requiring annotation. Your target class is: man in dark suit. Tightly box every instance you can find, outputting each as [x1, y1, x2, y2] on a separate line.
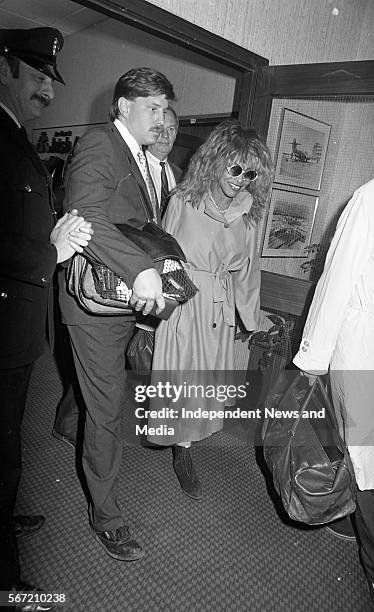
[0, 27, 93, 606]
[146, 106, 182, 216]
[53, 107, 182, 446]
[58, 67, 176, 561]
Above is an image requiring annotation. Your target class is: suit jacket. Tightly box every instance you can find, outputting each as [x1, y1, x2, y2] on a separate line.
[0, 108, 57, 369]
[59, 122, 157, 325]
[169, 161, 182, 184]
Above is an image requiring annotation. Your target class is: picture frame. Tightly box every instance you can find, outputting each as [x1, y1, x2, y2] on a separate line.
[274, 109, 331, 190]
[32, 122, 106, 160]
[32, 123, 106, 195]
[262, 188, 318, 257]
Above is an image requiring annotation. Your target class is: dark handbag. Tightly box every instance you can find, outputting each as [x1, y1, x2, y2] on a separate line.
[247, 315, 293, 405]
[68, 221, 198, 319]
[126, 327, 154, 373]
[262, 371, 356, 525]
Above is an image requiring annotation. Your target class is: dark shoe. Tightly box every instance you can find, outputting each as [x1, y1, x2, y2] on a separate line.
[13, 582, 55, 611]
[325, 516, 356, 541]
[13, 515, 45, 538]
[172, 446, 202, 500]
[93, 525, 144, 561]
[52, 428, 75, 449]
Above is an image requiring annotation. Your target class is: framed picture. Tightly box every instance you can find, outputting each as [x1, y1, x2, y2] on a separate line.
[274, 109, 331, 190]
[32, 122, 106, 160]
[32, 123, 106, 195]
[262, 188, 318, 257]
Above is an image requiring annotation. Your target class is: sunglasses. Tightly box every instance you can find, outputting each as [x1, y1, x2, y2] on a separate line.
[227, 164, 258, 182]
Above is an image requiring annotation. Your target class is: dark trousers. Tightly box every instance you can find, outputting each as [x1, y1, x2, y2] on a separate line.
[53, 301, 83, 446]
[66, 319, 134, 532]
[355, 487, 374, 582]
[53, 383, 82, 446]
[0, 364, 33, 589]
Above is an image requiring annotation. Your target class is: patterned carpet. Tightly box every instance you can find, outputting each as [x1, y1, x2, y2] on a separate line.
[16, 351, 372, 611]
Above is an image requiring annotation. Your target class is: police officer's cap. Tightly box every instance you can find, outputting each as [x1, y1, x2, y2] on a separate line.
[0, 27, 65, 84]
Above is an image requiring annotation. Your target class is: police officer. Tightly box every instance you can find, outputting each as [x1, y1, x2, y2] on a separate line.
[0, 27, 93, 609]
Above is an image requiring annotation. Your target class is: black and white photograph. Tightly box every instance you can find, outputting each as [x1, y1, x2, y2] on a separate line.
[262, 188, 318, 257]
[274, 108, 331, 190]
[1, 1, 374, 611]
[32, 123, 104, 160]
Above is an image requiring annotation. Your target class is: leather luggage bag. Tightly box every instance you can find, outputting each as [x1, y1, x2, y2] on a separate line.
[262, 371, 356, 525]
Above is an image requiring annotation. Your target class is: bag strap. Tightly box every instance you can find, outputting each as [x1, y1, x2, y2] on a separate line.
[288, 375, 318, 436]
[288, 374, 335, 437]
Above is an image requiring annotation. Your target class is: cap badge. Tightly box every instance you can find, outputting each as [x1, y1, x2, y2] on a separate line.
[52, 37, 60, 56]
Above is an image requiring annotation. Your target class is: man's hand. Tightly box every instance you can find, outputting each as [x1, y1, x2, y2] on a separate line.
[131, 268, 165, 316]
[50, 209, 93, 264]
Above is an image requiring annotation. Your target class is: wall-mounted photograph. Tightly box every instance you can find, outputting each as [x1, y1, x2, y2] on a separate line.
[262, 188, 318, 257]
[274, 109, 331, 190]
[32, 122, 106, 159]
[32, 123, 105, 212]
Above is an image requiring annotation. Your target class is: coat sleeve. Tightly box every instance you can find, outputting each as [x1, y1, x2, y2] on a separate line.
[294, 182, 374, 372]
[64, 128, 154, 286]
[231, 222, 261, 331]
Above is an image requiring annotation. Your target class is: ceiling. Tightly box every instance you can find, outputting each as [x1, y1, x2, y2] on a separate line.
[0, 0, 104, 35]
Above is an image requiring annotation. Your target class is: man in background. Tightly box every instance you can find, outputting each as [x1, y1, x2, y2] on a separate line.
[128, 106, 182, 355]
[0, 27, 92, 607]
[146, 106, 181, 216]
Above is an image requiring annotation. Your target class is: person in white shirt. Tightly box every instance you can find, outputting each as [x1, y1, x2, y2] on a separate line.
[146, 106, 181, 216]
[293, 178, 374, 603]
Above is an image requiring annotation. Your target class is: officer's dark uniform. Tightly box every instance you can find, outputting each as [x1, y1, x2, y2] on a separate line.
[0, 27, 65, 597]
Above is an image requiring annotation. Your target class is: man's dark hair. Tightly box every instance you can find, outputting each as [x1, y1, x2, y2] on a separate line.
[0, 54, 20, 78]
[110, 67, 175, 121]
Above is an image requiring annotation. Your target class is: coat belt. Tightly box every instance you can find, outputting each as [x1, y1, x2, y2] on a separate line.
[185, 266, 235, 327]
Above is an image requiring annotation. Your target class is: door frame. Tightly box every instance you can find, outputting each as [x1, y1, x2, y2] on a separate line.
[72, 0, 268, 129]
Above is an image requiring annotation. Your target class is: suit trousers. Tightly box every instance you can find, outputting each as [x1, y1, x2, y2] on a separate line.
[0, 363, 33, 589]
[66, 319, 134, 532]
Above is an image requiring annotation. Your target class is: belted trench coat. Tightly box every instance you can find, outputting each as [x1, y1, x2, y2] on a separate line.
[147, 192, 260, 444]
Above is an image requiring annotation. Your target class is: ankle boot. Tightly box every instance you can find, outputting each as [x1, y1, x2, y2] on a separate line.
[172, 446, 202, 499]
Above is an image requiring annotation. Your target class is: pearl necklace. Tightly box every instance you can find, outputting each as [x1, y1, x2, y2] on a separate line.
[208, 193, 230, 214]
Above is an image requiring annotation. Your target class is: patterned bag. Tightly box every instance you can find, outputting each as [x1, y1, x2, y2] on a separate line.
[68, 221, 198, 320]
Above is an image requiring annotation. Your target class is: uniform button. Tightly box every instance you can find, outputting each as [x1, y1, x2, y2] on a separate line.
[301, 346, 307, 352]
[0, 292, 8, 299]
[303, 340, 309, 347]
[41, 277, 47, 283]
[212, 323, 217, 328]
[25, 184, 32, 192]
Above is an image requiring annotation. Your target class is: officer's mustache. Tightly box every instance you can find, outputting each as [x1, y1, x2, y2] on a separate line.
[31, 93, 51, 107]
